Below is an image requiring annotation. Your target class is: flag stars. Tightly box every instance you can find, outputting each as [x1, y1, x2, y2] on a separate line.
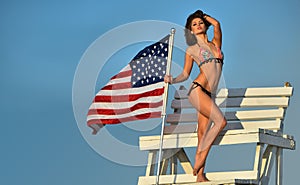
[130, 36, 169, 87]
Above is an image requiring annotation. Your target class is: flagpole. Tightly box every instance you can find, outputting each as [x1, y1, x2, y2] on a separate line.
[156, 28, 175, 185]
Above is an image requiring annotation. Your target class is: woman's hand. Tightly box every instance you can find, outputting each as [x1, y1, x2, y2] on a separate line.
[164, 75, 173, 84]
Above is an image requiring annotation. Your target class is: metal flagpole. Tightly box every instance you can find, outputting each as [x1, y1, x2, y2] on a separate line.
[156, 28, 176, 185]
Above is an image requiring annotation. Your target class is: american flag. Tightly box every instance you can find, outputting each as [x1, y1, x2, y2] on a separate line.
[87, 35, 170, 134]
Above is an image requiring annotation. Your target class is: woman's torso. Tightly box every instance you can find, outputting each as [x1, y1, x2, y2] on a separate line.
[187, 42, 224, 93]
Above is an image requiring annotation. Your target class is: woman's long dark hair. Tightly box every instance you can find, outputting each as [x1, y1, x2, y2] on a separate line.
[184, 10, 211, 46]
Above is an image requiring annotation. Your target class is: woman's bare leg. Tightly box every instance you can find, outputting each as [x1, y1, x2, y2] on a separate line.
[195, 112, 211, 182]
[189, 87, 227, 181]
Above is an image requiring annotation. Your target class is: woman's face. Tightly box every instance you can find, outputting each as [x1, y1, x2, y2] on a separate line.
[190, 17, 207, 34]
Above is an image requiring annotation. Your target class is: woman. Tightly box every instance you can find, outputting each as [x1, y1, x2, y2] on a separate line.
[164, 10, 227, 182]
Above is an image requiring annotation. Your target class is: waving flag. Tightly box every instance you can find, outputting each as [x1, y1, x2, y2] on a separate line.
[87, 35, 170, 134]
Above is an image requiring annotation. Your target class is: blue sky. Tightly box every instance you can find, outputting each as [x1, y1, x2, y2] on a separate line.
[1, 0, 299, 184]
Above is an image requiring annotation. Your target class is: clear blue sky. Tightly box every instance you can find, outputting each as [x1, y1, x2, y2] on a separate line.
[1, 0, 299, 184]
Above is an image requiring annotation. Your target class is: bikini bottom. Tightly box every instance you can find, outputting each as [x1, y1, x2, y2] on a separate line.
[187, 81, 216, 99]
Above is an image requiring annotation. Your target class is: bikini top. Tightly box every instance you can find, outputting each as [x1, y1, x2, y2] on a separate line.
[197, 43, 224, 68]
[187, 43, 224, 68]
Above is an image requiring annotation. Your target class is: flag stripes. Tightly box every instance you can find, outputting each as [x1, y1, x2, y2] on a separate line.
[86, 35, 170, 133]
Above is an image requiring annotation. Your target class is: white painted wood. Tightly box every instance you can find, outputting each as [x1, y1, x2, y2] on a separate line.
[146, 150, 157, 176]
[253, 144, 264, 180]
[175, 149, 193, 174]
[170, 151, 177, 175]
[138, 171, 258, 185]
[260, 146, 276, 185]
[172, 97, 289, 109]
[138, 85, 295, 185]
[160, 158, 169, 175]
[159, 150, 173, 175]
[140, 131, 258, 150]
[217, 87, 293, 98]
[164, 124, 198, 134]
[276, 148, 283, 185]
[139, 129, 295, 150]
[166, 109, 285, 123]
[259, 132, 295, 150]
[179, 179, 259, 185]
[174, 87, 293, 99]
[163, 120, 282, 135]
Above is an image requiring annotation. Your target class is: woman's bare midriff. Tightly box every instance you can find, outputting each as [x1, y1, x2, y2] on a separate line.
[194, 68, 219, 93]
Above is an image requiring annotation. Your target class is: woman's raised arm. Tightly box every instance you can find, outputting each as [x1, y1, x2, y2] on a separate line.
[204, 15, 222, 48]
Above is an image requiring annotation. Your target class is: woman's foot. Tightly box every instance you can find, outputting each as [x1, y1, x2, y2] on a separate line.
[193, 152, 206, 176]
[196, 173, 209, 182]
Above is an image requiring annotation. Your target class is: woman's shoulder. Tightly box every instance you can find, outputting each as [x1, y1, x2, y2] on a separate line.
[186, 44, 197, 54]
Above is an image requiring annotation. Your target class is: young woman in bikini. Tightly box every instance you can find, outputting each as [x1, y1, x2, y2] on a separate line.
[164, 10, 227, 182]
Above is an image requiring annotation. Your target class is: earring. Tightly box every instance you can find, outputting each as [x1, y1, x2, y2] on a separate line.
[191, 31, 194, 34]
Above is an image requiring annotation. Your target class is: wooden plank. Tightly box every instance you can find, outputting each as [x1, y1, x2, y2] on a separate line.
[179, 179, 259, 185]
[141, 128, 282, 142]
[166, 109, 285, 123]
[174, 87, 293, 99]
[164, 120, 282, 134]
[160, 158, 169, 175]
[216, 97, 289, 108]
[171, 97, 289, 109]
[159, 150, 173, 175]
[170, 151, 177, 175]
[140, 131, 259, 150]
[164, 124, 197, 134]
[259, 132, 295, 150]
[260, 146, 276, 185]
[176, 149, 193, 174]
[138, 171, 258, 184]
[145, 150, 157, 176]
[253, 144, 264, 180]
[276, 148, 283, 185]
[217, 87, 293, 98]
[139, 130, 295, 150]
